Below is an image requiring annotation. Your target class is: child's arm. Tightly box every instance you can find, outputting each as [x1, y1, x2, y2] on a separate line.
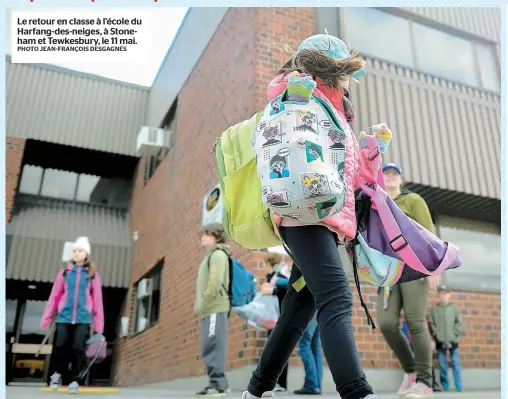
[91, 272, 105, 334]
[272, 275, 288, 296]
[453, 304, 463, 340]
[428, 308, 437, 339]
[40, 270, 65, 330]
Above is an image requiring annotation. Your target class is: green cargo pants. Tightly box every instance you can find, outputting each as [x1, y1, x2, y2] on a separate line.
[377, 279, 432, 387]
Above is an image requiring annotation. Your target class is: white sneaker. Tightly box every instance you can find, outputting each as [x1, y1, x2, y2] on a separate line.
[196, 387, 227, 398]
[272, 384, 286, 392]
[68, 381, 79, 394]
[406, 382, 434, 399]
[398, 373, 417, 398]
[241, 392, 275, 399]
[49, 373, 62, 391]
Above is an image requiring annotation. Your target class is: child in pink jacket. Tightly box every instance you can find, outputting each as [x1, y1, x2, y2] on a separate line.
[242, 34, 382, 399]
[41, 237, 104, 394]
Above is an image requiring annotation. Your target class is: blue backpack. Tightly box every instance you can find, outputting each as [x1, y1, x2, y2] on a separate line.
[209, 250, 256, 308]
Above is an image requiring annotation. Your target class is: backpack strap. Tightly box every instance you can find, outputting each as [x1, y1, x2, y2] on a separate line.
[359, 135, 458, 276]
[207, 249, 232, 300]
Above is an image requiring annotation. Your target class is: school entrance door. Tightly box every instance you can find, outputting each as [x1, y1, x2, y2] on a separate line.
[6, 298, 53, 385]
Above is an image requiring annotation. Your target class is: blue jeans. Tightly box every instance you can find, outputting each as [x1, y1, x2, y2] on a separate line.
[437, 347, 462, 390]
[298, 315, 323, 391]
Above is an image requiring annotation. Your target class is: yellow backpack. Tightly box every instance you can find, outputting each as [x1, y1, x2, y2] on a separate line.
[213, 112, 308, 293]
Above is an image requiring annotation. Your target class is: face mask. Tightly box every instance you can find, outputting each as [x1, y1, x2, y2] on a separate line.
[273, 264, 282, 273]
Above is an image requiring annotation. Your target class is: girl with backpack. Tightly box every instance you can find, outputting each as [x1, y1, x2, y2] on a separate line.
[40, 237, 104, 394]
[242, 34, 379, 399]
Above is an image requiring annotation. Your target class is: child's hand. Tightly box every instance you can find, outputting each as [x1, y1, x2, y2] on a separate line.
[370, 123, 392, 153]
[261, 285, 274, 295]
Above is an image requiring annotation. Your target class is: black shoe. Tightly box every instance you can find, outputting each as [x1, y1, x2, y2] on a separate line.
[196, 387, 227, 398]
[294, 388, 321, 395]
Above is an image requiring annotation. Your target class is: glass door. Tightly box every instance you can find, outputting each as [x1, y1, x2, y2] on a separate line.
[11, 300, 53, 383]
[6, 300, 18, 383]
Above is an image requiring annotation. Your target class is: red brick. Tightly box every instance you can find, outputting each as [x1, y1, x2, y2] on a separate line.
[5, 138, 26, 223]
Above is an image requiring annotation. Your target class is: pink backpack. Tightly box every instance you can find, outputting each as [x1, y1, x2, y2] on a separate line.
[345, 128, 461, 328]
[77, 333, 107, 380]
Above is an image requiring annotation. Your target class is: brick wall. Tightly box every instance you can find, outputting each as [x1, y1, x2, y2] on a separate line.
[115, 8, 260, 386]
[282, 283, 501, 370]
[115, 7, 501, 387]
[6, 138, 26, 223]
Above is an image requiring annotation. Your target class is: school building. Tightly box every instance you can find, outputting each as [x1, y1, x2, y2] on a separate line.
[5, 7, 501, 392]
[5, 57, 145, 385]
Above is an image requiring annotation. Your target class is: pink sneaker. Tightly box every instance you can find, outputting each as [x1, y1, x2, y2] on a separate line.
[397, 373, 417, 398]
[406, 382, 434, 399]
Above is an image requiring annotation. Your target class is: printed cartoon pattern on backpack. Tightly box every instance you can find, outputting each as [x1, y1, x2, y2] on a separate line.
[252, 72, 347, 223]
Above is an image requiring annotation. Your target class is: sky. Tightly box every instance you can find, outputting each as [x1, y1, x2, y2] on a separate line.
[6, 7, 189, 87]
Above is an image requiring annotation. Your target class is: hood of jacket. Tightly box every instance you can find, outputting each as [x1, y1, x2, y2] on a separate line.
[207, 243, 232, 257]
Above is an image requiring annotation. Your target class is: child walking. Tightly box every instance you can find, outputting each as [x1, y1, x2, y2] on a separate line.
[242, 34, 378, 399]
[428, 286, 463, 392]
[41, 237, 104, 394]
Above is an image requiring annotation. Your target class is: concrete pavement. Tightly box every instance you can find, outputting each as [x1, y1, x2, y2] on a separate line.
[5, 386, 502, 399]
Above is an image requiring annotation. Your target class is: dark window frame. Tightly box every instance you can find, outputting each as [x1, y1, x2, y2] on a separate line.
[143, 99, 177, 185]
[131, 259, 164, 337]
[18, 164, 131, 207]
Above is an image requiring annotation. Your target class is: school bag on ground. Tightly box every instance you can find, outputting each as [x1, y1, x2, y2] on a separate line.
[252, 72, 348, 223]
[208, 250, 256, 307]
[346, 130, 462, 288]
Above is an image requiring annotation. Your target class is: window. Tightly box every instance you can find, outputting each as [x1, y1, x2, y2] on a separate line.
[144, 100, 176, 184]
[6, 300, 18, 335]
[133, 260, 163, 334]
[343, 8, 414, 68]
[19, 165, 43, 195]
[413, 23, 477, 86]
[18, 165, 131, 207]
[40, 168, 77, 200]
[76, 174, 101, 202]
[144, 155, 163, 183]
[18, 301, 47, 344]
[341, 8, 499, 91]
[439, 216, 500, 291]
[476, 42, 500, 92]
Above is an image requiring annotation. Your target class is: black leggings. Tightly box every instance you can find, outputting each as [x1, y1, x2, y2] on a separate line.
[248, 226, 373, 399]
[266, 329, 288, 389]
[53, 323, 90, 384]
